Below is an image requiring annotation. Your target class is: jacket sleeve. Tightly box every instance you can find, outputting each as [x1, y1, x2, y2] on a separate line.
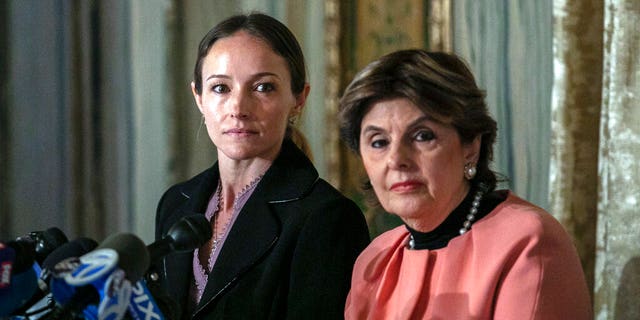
[286, 197, 370, 319]
[492, 214, 593, 320]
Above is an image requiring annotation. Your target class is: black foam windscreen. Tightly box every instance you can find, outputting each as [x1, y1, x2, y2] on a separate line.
[40, 227, 69, 248]
[42, 237, 99, 270]
[147, 214, 212, 263]
[169, 214, 212, 251]
[97, 233, 150, 283]
[29, 227, 68, 264]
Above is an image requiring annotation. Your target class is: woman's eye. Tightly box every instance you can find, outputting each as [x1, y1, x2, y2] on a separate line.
[255, 83, 275, 92]
[211, 84, 230, 94]
[415, 130, 435, 142]
[370, 138, 389, 149]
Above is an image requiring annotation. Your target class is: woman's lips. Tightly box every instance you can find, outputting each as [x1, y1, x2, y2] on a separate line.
[224, 128, 257, 136]
[390, 180, 423, 192]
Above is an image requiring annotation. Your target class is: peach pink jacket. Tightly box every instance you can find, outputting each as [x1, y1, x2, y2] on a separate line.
[345, 192, 592, 320]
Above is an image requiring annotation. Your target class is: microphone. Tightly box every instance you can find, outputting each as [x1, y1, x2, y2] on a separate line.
[1, 240, 37, 275]
[0, 241, 39, 316]
[127, 280, 166, 320]
[0, 242, 14, 291]
[141, 215, 210, 320]
[21, 227, 69, 265]
[0, 228, 69, 317]
[147, 214, 212, 263]
[48, 233, 150, 320]
[9, 237, 99, 318]
[43, 238, 100, 274]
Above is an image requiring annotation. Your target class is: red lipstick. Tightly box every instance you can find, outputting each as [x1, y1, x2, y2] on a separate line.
[390, 180, 422, 192]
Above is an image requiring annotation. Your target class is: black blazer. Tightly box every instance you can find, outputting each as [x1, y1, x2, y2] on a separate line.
[147, 140, 370, 319]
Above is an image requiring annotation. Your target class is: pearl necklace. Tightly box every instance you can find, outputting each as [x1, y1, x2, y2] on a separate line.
[408, 188, 485, 249]
[459, 188, 484, 235]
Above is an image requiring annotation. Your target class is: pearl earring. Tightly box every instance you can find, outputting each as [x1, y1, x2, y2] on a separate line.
[464, 163, 477, 180]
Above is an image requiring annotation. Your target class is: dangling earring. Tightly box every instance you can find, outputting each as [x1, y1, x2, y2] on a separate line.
[288, 115, 298, 126]
[464, 163, 477, 180]
[196, 115, 206, 140]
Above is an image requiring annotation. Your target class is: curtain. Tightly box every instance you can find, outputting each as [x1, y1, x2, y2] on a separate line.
[453, 0, 553, 211]
[595, 1, 640, 318]
[0, 0, 9, 237]
[552, 2, 640, 317]
[1, 0, 172, 242]
[550, 0, 639, 317]
[2, 0, 135, 240]
[0, 0, 297, 242]
[550, 0, 603, 297]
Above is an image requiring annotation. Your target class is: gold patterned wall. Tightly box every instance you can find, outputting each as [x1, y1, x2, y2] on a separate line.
[355, 0, 427, 69]
[325, 0, 450, 236]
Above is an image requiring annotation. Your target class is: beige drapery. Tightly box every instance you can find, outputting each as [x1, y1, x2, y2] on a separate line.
[553, 0, 639, 318]
[550, 0, 603, 298]
[596, 0, 640, 318]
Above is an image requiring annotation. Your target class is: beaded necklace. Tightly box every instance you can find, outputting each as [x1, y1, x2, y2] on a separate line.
[193, 175, 263, 302]
[408, 186, 485, 250]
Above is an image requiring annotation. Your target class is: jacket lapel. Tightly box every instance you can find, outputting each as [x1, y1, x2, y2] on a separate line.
[194, 140, 319, 314]
[195, 189, 280, 308]
[161, 166, 219, 310]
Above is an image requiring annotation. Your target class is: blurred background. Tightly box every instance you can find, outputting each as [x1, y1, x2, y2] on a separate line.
[1, 0, 638, 318]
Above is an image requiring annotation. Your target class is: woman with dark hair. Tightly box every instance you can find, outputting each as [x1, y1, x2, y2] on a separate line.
[148, 13, 370, 319]
[339, 49, 592, 319]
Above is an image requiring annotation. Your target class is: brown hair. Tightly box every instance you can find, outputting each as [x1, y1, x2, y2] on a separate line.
[338, 49, 498, 191]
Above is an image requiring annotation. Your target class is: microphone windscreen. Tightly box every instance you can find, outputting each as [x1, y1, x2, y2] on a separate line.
[98, 233, 150, 283]
[30, 227, 68, 265]
[41, 227, 69, 248]
[42, 227, 69, 248]
[170, 214, 212, 251]
[42, 237, 99, 270]
[0, 267, 38, 316]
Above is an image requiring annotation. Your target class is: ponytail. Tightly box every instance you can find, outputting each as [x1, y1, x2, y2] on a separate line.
[287, 126, 313, 161]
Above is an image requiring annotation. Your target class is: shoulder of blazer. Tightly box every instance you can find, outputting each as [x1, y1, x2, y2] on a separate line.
[172, 139, 318, 204]
[155, 139, 319, 237]
[250, 139, 320, 204]
[155, 165, 218, 239]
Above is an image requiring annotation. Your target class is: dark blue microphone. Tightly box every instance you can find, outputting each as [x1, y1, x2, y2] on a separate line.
[0, 243, 14, 292]
[0, 242, 20, 297]
[9, 237, 99, 318]
[48, 233, 150, 320]
[127, 281, 165, 320]
[0, 241, 39, 316]
[0, 267, 39, 317]
[0, 227, 68, 316]
[2, 227, 68, 284]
